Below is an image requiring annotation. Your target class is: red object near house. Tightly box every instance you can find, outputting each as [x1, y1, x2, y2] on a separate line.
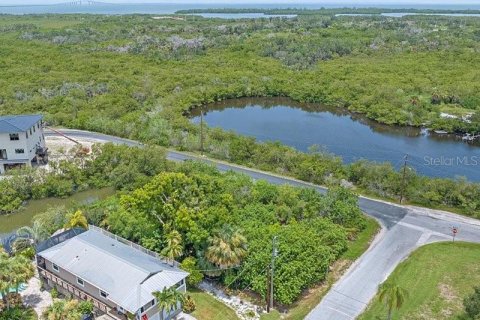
[142, 315, 148, 320]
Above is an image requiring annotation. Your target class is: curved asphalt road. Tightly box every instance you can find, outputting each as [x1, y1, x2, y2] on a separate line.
[46, 129, 480, 319]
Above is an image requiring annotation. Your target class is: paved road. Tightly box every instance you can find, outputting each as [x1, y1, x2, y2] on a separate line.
[45, 129, 480, 319]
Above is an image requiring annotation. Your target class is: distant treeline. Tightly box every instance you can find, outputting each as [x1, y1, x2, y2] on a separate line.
[176, 7, 480, 15]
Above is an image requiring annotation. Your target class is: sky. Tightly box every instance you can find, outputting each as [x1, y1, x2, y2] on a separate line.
[3, 0, 480, 5]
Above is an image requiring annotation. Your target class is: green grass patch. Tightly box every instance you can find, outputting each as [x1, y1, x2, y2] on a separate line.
[261, 217, 380, 320]
[260, 310, 282, 320]
[360, 242, 480, 320]
[189, 289, 239, 320]
[342, 217, 380, 260]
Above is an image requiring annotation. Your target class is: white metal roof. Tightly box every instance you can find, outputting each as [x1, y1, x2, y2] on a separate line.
[38, 228, 188, 313]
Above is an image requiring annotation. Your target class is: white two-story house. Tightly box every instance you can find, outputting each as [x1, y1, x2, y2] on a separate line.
[0, 114, 47, 174]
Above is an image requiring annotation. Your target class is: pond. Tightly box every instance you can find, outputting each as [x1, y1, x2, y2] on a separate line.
[190, 97, 480, 181]
[0, 187, 115, 235]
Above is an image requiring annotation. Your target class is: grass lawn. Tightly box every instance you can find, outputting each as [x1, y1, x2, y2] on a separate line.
[189, 288, 239, 320]
[359, 242, 480, 320]
[261, 217, 380, 320]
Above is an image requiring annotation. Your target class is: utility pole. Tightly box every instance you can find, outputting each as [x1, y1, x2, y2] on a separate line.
[399, 154, 408, 204]
[269, 236, 278, 311]
[200, 109, 204, 155]
[266, 268, 270, 313]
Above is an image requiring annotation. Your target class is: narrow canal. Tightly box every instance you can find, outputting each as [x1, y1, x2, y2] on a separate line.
[0, 187, 115, 235]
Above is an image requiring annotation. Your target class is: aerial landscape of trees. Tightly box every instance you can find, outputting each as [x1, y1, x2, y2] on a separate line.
[1, 146, 367, 307]
[1, 9, 480, 319]
[1, 12, 480, 216]
[104, 160, 365, 305]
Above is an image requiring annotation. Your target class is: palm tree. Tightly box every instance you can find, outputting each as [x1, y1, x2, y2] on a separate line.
[64, 210, 88, 230]
[161, 230, 183, 265]
[11, 255, 34, 294]
[11, 221, 49, 253]
[43, 299, 82, 320]
[206, 225, 247, 269]
[153, 287, 185, 320]
[378, 282, 409, 320]
[0, 251, 34, 309]
[0, 248, 10, 308]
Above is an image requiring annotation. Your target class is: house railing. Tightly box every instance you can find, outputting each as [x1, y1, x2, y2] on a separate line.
[89, 225, 180, 267]
[38, 266, 126, 320]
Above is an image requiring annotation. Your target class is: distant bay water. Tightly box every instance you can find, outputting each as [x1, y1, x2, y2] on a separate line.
[1, 2, 480, 15]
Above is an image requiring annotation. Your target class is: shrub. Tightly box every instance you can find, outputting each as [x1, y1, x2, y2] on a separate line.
[77, 301, 94, 316]
[50, 286, 58, 299]
[180, 257, 204, 288]
[464, 286, 480, 319]
[182, 295, 196, 313]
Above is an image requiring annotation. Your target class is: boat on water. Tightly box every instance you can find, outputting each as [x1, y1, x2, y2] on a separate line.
[434, 130, 449, 134]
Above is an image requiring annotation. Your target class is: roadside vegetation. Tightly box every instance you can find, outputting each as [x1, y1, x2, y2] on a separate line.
[360, 242, 480, 320]
[1, 13, 480, 218]
[260, 217, 379, 320]
[4, 143, 372, 312]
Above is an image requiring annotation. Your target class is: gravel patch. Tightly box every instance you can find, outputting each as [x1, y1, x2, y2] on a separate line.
[20, 270, 52, 318]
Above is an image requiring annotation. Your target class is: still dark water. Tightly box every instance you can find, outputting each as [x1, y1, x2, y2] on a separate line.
[191, 98, 480, 181]
[0, 187, 115, 235]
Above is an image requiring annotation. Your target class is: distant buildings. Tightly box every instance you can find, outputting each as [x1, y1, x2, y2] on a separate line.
[36, 226, 189, 320]
[0, 114, 47, 174]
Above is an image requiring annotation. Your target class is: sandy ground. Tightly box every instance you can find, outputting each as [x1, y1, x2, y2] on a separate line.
[45, 135, 106, 161]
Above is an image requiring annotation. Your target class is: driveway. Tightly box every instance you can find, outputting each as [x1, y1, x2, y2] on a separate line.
[45, 129, 480, 320]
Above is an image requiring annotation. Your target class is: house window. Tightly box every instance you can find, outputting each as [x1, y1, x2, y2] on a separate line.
[100, 290, 108, 299]
[26, 132, 28, 139]
[30, 128, 32, 135]
[33, 125, 36, 132]
[15, 149, 25, 154]
[77, 277, 84, 287]
[52, 264, 59, 272]
[9, 133, 19, 141]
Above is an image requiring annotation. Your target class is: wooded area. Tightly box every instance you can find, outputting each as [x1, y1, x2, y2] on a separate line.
[1, 13, 480, 217]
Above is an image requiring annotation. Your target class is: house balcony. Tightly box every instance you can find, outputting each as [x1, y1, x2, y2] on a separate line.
[38, 267, 127, 320]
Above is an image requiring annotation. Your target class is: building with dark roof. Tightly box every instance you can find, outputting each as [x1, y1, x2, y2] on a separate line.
[0, 114, 47, 174]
